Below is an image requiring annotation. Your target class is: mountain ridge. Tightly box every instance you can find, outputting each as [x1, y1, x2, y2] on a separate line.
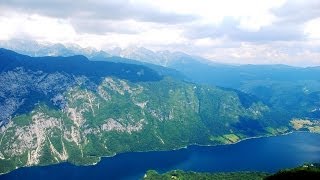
[0, 49, 300, 175]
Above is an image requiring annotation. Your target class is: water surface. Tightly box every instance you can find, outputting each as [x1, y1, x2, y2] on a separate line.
[2, 132, 320, 180]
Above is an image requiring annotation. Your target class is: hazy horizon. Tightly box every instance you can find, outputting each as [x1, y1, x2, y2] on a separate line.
[0, 0, 320, 66]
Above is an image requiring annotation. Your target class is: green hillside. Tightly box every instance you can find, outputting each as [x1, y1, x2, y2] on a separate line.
[0, 49, 319, 174]
[144, 164, 320, 180]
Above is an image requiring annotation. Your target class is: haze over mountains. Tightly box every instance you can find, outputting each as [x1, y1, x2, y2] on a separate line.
[2, 39, 320, 68]
[0, 39, 208, 67]
[1, 0, 320, 179]
[1, 33, 320, 180]
[1, 40, 320, 118]
[0, 48, 273, 173]
[0, 43, 320, 175]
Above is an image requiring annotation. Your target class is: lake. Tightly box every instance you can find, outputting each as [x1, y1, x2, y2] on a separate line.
[1, 132, 320, 180]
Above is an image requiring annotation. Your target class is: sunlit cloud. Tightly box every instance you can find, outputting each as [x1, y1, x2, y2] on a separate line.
[304, 17, 320, 39]
[0, 0, 319, 66]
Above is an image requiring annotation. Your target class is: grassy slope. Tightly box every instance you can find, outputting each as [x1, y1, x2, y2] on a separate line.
[0, 77, 281, 174]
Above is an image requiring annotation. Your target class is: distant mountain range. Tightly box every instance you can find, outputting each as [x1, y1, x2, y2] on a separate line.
[0, 42, 319, 175]
[2, 39, 319, 116]
[0, 48, 282, 175]
[0, 39, 215, 67]
[0, 39, 110, 58]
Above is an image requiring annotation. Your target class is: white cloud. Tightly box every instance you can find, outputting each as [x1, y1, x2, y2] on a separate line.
[200, 41, 320, 66]
[304, 17, 320, 39]
[193, 37, 225, 47]
[147, 0, 286, 30]
[0, 0, 320, 66]
[0, 12, 186, 49]
[0, 12, 76, 43]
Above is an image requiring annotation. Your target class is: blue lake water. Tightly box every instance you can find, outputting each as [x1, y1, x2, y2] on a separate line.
[1, 132, 320, 180]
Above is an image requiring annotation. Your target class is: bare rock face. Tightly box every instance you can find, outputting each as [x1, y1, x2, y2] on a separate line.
[101, 118, 145, 134]
[0, 73, 212, 174]
[2, 112, 62, 163]
[0, 50, 279, 176]
[0, 67, 74, 126]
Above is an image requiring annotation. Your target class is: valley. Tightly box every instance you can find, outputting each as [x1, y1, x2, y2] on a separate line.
[1, 1, 320, 179]
[0, 48, 319, 177]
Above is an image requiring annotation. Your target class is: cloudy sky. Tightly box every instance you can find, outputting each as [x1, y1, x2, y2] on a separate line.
[0, 0, 320, 66]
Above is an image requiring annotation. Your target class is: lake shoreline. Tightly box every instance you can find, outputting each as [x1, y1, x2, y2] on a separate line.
[102, 130, 311, 155]
[0, 130, 316, 176]
[2, 131, 320, 179]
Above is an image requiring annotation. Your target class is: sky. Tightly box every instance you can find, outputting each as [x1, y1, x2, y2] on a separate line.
[0, 0, 320, 66]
